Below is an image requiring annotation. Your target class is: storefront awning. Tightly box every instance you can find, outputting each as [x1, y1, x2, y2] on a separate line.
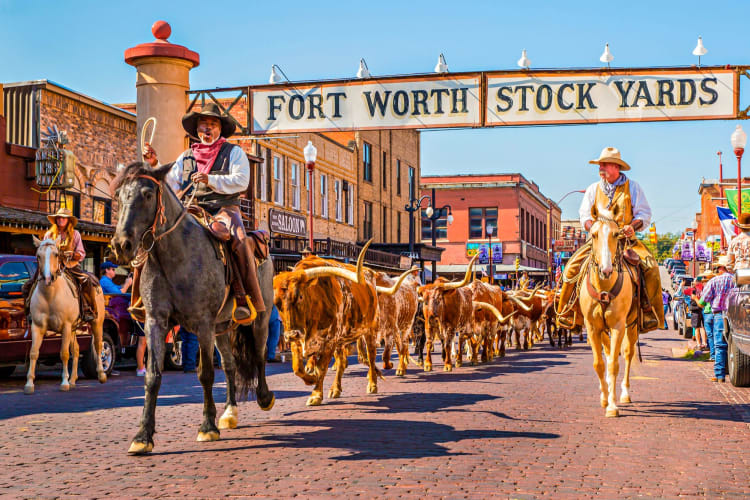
[0, 206, 114, 242]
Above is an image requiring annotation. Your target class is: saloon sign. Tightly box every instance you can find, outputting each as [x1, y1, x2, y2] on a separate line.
[269, 208, 307, 237]
[245, 66, 740, 134]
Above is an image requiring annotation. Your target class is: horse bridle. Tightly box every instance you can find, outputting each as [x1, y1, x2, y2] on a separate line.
[130, 174, 188, 266]
[38, 240, 64, 283]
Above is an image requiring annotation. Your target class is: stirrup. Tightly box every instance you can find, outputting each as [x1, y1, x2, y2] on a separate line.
[556, 315, 576, 329]
[232, 295, 257, 325]
[128, 296, 146, 323]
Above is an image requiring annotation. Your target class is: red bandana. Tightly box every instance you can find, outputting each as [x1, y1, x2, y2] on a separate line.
[191, 137, 227, 174]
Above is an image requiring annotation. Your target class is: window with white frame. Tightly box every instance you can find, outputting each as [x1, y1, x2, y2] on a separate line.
[334, 179, 342, 222]
[290, 162, 300, 210]
[259, 148, 269, 202]
[273, 155, 284, 205]
[320, 173, 328, 218]
[345, 181, 354, 225]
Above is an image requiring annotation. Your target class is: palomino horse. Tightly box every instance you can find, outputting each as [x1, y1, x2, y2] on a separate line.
[579, 213, 638, 417]
[25, 237, 106, 394]
[111, 162, 274, 455]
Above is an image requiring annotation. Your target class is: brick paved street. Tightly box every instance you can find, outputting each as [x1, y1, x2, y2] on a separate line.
[1, 325, 749, 499]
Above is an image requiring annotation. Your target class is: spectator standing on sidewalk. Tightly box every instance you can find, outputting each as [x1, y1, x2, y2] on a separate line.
[698, 256, 735, 382]
[690, 273, 711, 351]
[266, 305, 282, 363]
[662, 289, 670, 329]
[179, 326, 199, 373]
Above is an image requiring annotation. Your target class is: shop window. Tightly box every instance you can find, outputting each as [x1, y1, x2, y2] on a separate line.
[290, 162, 300, 210]
[335, 179, 342, 222]
[382, 206, 388, 241]
[60, 191, 80, 218]
[273, 155, 284, 205]
[469, 207, 497, 239]
[363, 142, 372, 182]
[422, 208, 448, 240]
[396, 160, 402, 195]
[363, 201, 373, 240]
[320, 173, 328, 219]
[382, 151, 388, 190]
[93, 197, 112, 224]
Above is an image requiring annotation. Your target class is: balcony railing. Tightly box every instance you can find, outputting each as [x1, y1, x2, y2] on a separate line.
[270, 235, 403, 269]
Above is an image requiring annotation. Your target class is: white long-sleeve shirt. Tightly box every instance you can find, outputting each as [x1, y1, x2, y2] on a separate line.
[579, 178, 652, 228]
[164, 144, 250, 195]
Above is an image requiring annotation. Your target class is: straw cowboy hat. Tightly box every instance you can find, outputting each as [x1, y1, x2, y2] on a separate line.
[181, 102, 236, 140]
[47, 207, 78, 227]
[698, 269, 715, 280]
[734, 213, 750, 231]
[589, 147, 631, 171]
[713, 255, 733, 270]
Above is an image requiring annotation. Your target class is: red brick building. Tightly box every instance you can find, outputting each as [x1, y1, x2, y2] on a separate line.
[420, 173, 560, 282]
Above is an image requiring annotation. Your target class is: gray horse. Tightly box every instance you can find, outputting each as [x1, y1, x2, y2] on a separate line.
[111, 162, 274, 455]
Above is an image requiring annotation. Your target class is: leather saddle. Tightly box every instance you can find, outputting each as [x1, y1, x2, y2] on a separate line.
[248, 230, 270, 262]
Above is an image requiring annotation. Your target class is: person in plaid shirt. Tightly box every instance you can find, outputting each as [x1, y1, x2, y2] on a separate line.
[698, 256, 736, 382]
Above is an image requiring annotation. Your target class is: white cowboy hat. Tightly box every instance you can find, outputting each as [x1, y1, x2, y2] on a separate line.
[47, 207, 78, 227]
[713, 255, 733, 270]
[589, 147, 631, 171]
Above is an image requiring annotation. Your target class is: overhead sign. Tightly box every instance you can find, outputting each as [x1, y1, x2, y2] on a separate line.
[251, 74, 483, 134]
[554, 239, 578, 251]
[269, 208, 307, 237]
[486, 68, 737, 127]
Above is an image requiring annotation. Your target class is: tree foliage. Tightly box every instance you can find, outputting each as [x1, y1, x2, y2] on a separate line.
[639, 232, 680, 262]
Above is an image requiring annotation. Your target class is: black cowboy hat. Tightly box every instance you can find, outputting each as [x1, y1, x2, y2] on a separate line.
[181, 102, 236, 140]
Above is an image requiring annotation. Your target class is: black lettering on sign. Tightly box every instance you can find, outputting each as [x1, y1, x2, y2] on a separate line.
[536, 84, 553, 111]
[326, 92, 346, 118]
[289, 94, 305, 120]
[557, 83, 574, 110]
[633, 81, 655, 107]
[699, 78, 718, 105]
[514, 85, 533, 111]
[496, 86, 513, 112]
[363, 91, 391, 117]
[412, 90, 430, 115]
[576, 83, 597, 110]
[308, 94, 324, 119]
[678, 79, 696, 106]
[451, 88, 468, 113]
[656, 80, 676, 106]
[613, 81, 635, 108]
[393, 90, 409, 116]
[268, 95, 286, 121]
[431, 88, 450, 114]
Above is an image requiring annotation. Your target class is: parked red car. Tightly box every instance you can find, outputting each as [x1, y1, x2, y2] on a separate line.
[0, 254, 182, 378]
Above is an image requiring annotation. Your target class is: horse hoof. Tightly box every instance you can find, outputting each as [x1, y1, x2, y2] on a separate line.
[306, 395, 323, 406]
[259, 394, 275, 411]
[218, 415, 238, 430]
[197, 431, 220, 442]
[127, 441, 153, 454]
[395, 369, 405, 377]
[444, 364, 453, 372]
[600, 398, 608, 408]
[423, 365, 432, 372]
[367, 384, 377, 394]
[23, 384, 34, 395]
[471, 360, 478, 366]
[620, 395, 632, 404]
[98, 373, 107, 384]
[328, 388, 342, 399]
[60, 383, 70, 392]
[605, 408, 619, 418]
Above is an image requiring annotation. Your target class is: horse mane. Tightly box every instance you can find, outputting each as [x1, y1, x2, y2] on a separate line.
[111, 161, 174, 194]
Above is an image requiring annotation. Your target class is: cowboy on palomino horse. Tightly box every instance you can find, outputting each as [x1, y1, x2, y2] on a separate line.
[556, 147, 663, 333]
[141, 102, 264, 322]
[22, 208, 101, 323]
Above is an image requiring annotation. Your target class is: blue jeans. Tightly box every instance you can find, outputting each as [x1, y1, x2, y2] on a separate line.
[266, 305, 281, 361]
[663, 304, 669, 329]
[179, 327, 199, 372]
[704, 312, 727, 379]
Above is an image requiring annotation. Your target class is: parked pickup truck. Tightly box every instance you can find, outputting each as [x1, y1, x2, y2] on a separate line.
[725, 270, 750, 386]
[0, 254, 182, 378]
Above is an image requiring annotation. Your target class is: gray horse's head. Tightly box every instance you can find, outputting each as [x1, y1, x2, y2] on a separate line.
[110, 162, 174, 264]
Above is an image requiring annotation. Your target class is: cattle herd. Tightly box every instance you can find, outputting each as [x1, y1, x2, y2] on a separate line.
[273, 243, 579, 406]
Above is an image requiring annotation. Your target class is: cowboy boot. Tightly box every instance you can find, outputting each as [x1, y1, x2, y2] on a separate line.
[128, 265, 146, 323]
[79, 279, 96, 323]
[230, 238, 265, 323]
[555, 280, 576, 329]
[638, 272, 659, 332]
[21, 269, 37, 317]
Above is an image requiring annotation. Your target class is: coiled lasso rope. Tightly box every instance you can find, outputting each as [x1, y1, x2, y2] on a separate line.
[140, 117, 157, 153]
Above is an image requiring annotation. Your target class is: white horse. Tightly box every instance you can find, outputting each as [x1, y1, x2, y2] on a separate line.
[25, 237, 106, 394]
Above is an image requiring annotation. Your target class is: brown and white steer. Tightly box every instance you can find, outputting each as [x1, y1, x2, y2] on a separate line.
[465, 281, 515, 365]
[274, 244, 411, 406]
[376, 269, 421, 376]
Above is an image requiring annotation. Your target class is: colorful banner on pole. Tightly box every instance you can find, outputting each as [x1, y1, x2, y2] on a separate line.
[717, 206, 740, 241]
[724, 188, 750, 218]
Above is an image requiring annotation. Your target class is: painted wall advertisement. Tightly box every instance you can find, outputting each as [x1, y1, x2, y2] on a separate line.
[249, 67, 737, 134]
[466, 242, 503, 263]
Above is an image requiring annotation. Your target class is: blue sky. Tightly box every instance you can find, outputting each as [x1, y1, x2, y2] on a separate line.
[3, 0, 750, 233]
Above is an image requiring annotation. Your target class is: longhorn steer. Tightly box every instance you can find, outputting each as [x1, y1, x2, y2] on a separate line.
[376, 270, 421, 376]
[466, 281, 516, 365]
[417, 256, 477, 372]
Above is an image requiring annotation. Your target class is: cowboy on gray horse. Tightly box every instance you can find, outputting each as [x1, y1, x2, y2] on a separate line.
[142, 103, 264, 321]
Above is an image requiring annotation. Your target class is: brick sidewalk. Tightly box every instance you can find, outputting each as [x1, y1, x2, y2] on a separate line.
[1, 326, 749, 498]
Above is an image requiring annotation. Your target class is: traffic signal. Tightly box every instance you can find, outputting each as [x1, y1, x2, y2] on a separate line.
[515, 256, 520, 270]
[649, 224, 658, 244]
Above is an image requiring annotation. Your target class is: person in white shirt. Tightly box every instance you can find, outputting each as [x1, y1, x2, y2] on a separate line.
[142, 103, 263, 322]
[556, 147, 663, 332]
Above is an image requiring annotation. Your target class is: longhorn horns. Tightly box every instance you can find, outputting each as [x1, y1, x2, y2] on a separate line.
[508, 294, 534, 312]
[376, 266, 420, 295]
[439, 254, 478, 290]
[473, 301, 517, 324]
[302, 239, 372, 283]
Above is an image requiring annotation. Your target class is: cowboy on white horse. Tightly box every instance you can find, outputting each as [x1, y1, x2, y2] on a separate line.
[556, 147, 663, 332]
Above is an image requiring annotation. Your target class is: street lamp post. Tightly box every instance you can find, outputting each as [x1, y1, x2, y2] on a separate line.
[405, 194, 431, 261]
[486, 223, 494, 284]
[425, 188, 453, 282]
[719, 150, 725, 250]
[303, 141, 318, 251]
[732, 125, 747, 223]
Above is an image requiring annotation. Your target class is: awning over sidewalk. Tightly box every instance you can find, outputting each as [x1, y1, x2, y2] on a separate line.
[0, 206, 114, 242]
[436, 264, 548, 274]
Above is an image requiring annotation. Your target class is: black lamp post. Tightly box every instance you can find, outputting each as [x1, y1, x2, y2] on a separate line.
[405, 194, 431, 260]
[424, 188, 453, 282]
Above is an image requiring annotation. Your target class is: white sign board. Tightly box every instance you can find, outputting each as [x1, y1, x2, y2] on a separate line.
[251, 75, 482, 134]
[485, 68, 737, 126]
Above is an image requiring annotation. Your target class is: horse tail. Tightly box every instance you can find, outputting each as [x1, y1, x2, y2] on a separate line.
[230, 323, 261, 400]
